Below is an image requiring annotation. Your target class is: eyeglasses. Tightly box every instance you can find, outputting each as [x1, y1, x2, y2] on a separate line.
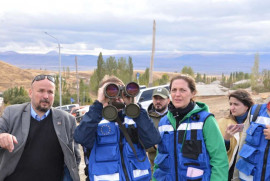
[32, 75, 55, 84]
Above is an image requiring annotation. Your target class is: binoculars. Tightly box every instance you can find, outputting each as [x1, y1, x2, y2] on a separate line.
[102, 82, 141, 121]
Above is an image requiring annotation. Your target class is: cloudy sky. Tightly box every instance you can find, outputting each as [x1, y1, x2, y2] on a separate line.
[1, 0, 270, 55]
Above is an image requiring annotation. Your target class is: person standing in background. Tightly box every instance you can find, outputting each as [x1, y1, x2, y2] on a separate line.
[218, 89, 254, 180]
[234, 99, 270, 180]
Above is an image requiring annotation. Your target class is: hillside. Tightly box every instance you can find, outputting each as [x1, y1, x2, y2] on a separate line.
[0, 61, 178, 93]
[0, 61, 51, 92]
[1, 51, 270, 74]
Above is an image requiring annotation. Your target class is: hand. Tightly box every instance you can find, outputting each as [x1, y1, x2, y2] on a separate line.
[97, 83, 109, 107]
[224, 124, 239, 141]
[263, 125, 270, 140]
[0, 133, 18, 152]
[122, 92, 132, 105]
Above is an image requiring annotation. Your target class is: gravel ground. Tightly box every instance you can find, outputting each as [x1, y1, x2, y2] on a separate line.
[78, 145, 87, 181]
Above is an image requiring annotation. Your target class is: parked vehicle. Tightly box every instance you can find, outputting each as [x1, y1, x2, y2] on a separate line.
[70, 105, 90, 123]
[136, 84, 170, 110]
[55, 104, 79, 113]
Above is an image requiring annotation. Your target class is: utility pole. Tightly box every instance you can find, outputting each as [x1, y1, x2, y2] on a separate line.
[149, 20, 156, 87]
[75, 56, 80, 104]
[44, 32, 62, 106]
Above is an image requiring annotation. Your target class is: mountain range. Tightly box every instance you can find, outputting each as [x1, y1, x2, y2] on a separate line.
[0, 51, 269, 74]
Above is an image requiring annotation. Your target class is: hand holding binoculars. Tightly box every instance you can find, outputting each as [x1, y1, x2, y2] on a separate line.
[102, 82, 141, 121]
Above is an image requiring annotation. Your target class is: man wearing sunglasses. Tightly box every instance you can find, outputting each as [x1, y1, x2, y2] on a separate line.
[0, 75, 80, 181]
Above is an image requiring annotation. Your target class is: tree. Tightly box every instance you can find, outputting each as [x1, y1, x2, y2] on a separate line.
[195, 73, 203, 83]
[159, 74, 169, 85]
[90, 70, 99, 93]
[262, 69, 270, 91]
[139, 68, 149, 86]
[117, 57, 128, 83]
[3, 86, 29, 104]
[105, 56, 117, 76]
[79, 79, 92, 105]
[66, 66, 70, 79]
[251, 53, 260, 89]
[96, 52, 105, 84]
[128, 56, 134, 82]
[181, 66, 194, 77]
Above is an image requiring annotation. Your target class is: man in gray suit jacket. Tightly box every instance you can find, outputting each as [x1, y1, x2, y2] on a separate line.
[0, 75, 80, 181]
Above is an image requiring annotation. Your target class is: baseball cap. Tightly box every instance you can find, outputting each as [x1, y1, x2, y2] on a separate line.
[152, 87, 170, 99]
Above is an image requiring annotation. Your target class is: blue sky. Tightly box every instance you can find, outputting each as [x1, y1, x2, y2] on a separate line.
[1, 0, 270, 55]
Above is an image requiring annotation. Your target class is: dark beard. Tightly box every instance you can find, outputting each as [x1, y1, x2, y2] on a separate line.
[36, 105, 50, 113]
[36, 100, 51, 113]
[155, 105, 167, 113]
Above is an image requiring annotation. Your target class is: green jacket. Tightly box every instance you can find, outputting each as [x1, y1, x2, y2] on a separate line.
[147, 103, 167, 128]
[153, 102, 228, 181]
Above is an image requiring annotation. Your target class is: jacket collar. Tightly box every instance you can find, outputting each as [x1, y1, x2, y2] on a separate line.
[21, 103, 66, 142]
[51, 108, 65, 139]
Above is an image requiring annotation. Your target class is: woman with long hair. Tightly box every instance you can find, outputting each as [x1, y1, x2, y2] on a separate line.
[218, 89, 254, 180]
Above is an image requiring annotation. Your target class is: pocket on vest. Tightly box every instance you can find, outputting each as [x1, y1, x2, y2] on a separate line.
[236, 158, 255, 176]
[245, 123, 263, 146]
[154, 153, 171, 170]
[159, 131, 173, 153]
[153, 168, 172, 181]
[91, 161, 119, 177]
[182, 140, 202, 160]
[128, 158, 151, 180]
[124, 142, 145, 158]
[239, 144, 259, 164]
[95, 145, 119, 162]
[180, 161, 209, 181]
[97, 123, 118, 144]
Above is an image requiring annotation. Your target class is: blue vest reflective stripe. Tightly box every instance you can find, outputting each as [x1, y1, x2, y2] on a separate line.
[236, 104, 270, 181]
[154, 111, 212, 181]
[88, 117, 151, 181]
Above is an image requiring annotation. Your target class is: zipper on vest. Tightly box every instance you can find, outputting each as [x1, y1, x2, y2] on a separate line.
[174, 130, 178, 181]
[120, 135, 130, 181]
[261, 140, 270, 181]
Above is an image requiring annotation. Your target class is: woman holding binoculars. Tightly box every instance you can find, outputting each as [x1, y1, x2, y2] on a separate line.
[153, 75, 228, 181]
[74, 75, 161, 181]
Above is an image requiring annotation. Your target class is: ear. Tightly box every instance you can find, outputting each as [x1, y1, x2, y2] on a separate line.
[28, 88, 32, 99]
[191, 91, 196, 97]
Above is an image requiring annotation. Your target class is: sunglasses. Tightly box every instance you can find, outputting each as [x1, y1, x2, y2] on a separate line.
[32, 75, 55, 84]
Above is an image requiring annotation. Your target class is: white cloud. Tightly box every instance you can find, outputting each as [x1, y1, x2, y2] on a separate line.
[1, 0, 270, 54]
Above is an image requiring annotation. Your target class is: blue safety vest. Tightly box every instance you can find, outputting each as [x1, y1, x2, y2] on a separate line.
[88, 117, 151, 181]
[153, 111, 212, 181]
[236, 104, 270, 181]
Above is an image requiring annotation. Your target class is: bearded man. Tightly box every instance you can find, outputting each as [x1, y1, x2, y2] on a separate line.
[0, 75, 80, 181]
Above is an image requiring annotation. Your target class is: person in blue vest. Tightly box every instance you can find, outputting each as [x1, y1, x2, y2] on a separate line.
[74, 75, 161, 181]
[234, 100, 270, 181]
[153, 74, 228, 181]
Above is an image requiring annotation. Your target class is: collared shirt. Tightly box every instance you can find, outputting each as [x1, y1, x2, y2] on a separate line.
[31, 105, 51, 121]
[155, 107, 168, 116]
